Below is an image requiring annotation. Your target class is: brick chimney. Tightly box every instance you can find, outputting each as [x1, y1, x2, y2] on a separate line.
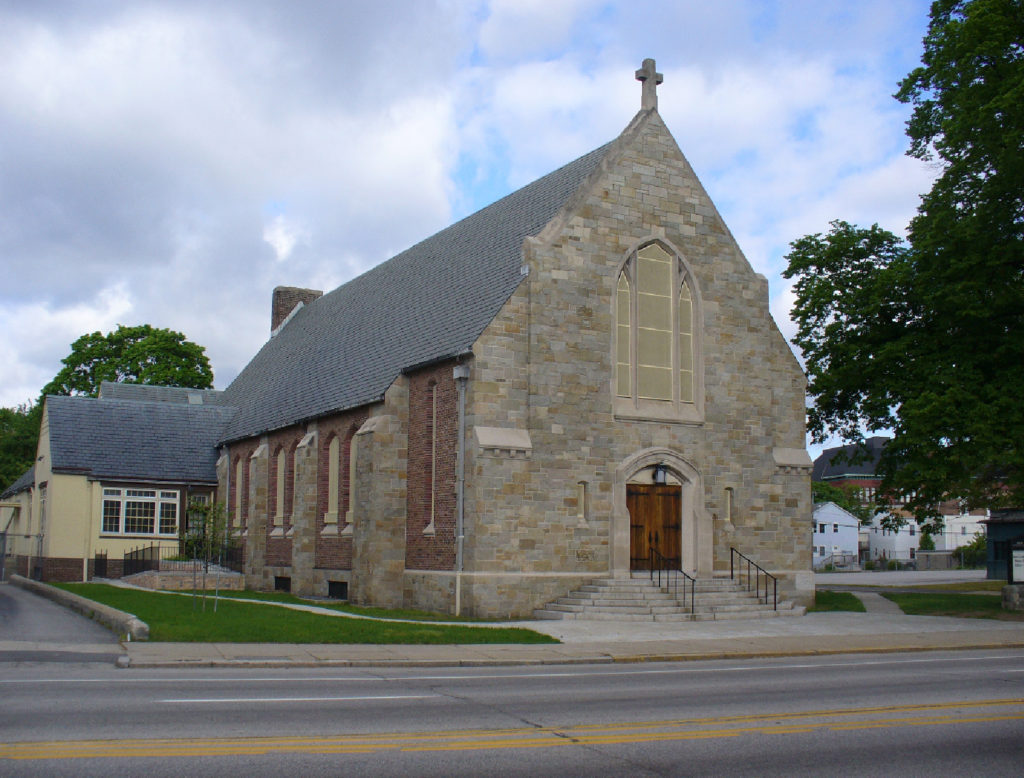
[271, 286, 323, 333]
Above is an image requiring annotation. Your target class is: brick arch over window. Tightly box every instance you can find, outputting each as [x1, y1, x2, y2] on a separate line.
[232, 454, 247, 528]
[269, 441, 298, 527]
[285, 439, 298, 524]
[341, 423, 360, 529]
[323, 432, 342, 524]
[614, 238, 703, 424]
[270, 444, 286, 526]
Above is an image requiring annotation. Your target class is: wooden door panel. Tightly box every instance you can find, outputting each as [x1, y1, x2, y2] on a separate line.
[628, 483, 682, 570]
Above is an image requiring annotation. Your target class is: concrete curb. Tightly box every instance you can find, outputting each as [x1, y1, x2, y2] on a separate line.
[120, 641, 1024, 669]
[10, 575, 149, 641]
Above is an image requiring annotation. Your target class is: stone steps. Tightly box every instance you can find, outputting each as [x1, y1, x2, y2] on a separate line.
[533, 575, 805, 622]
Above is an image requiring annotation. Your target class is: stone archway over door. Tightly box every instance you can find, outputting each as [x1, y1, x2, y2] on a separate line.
[627, 484, 681, 570]
[613, 448, 710, 578]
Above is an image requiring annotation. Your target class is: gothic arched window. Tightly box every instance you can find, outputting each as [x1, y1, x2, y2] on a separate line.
[615, 241, 701, 422]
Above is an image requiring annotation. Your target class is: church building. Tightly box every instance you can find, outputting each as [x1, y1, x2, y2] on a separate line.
[6, 60, 813, 616]
[216, 59, 813, 616]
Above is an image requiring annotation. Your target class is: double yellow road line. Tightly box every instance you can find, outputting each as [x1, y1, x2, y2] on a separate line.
[3, 698, 1023, 760]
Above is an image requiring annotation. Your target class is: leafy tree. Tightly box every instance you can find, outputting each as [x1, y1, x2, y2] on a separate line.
[918, 531, 936, 551]
[812, 480, 879, 525]
[42, 324, 214, 398]
[0, 402, 40, 491]
[181, 499, 232, 564]
[784, 0, 1024, 532]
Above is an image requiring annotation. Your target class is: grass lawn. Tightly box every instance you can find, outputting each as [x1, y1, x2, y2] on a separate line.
[881, 591, 1022, 621]
[907, 581, 1006, 593]
[55, 584, 559, 644]
[807, 590, 866, 613]
[202, 589, 487, 622]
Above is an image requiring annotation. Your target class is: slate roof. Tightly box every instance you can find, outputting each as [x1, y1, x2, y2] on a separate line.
[1, 466, 34, 499]
[812, 436, 890, 481]
[98, 381, 228, 405]
[220, 142, 614, 443]
[46, 395, 235, 484]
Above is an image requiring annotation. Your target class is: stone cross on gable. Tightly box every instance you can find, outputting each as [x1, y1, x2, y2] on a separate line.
[635, 58, 663, 111]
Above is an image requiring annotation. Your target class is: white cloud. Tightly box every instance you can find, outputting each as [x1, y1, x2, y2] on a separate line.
[262, 215, 307, 262]
[0, 285, 134, 405]
[478, 0, 599, 62]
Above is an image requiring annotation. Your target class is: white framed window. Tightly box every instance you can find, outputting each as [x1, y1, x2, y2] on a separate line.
[101, 488, 179, 536]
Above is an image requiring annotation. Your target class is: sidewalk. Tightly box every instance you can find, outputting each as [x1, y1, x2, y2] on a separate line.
[122, 610, 1024, 668]
[815, 569, 989, 588]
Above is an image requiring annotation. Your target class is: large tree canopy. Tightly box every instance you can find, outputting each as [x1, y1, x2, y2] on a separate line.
[42, 324, 214, 398]
[784, 0, 1024, 530]
[0, 402, 40, 492]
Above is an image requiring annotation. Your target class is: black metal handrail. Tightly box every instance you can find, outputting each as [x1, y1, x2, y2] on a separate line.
[730, 547, 777, 610]
[649, 540, 695, 614]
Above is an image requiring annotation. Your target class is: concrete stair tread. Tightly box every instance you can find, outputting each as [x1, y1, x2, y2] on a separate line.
[536, 576, 803, 622]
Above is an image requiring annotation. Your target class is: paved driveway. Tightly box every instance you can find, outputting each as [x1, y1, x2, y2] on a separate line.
[0, 582, 122, 663]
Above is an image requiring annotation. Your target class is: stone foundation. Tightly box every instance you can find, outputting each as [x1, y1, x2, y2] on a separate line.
[404, 571, 599, 619]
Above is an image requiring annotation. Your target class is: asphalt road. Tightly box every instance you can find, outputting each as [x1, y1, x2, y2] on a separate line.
[1, 648, 1021, 776]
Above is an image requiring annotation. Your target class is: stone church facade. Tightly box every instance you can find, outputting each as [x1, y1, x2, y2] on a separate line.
[215, 60, 814, 617]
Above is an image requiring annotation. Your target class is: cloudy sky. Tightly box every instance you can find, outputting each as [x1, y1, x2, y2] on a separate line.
[1, 0, 936, 444]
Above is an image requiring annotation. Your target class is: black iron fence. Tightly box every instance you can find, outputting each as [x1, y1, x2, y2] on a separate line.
[123, 543, 161, 577]
[95, 543, 245, 579]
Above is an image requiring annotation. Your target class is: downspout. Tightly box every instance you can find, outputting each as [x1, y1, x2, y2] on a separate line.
[216, 444, 231, 613]
[453, 364, 470, 616]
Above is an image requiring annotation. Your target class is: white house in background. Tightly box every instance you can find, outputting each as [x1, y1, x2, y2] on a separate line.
[865, 509, 987, 563]
[812, 502, 860, 569]
[865, 515, 918, 562]
[931, 510, 986, 551]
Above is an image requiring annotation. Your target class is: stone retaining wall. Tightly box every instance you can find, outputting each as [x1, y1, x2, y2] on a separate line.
[124, 568, 245, 591]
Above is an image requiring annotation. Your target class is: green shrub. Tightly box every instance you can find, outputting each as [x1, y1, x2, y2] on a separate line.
[958, 532, 987, 568]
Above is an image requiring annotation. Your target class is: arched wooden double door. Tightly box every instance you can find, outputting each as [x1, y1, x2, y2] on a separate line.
[627, 483, 681, 571]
